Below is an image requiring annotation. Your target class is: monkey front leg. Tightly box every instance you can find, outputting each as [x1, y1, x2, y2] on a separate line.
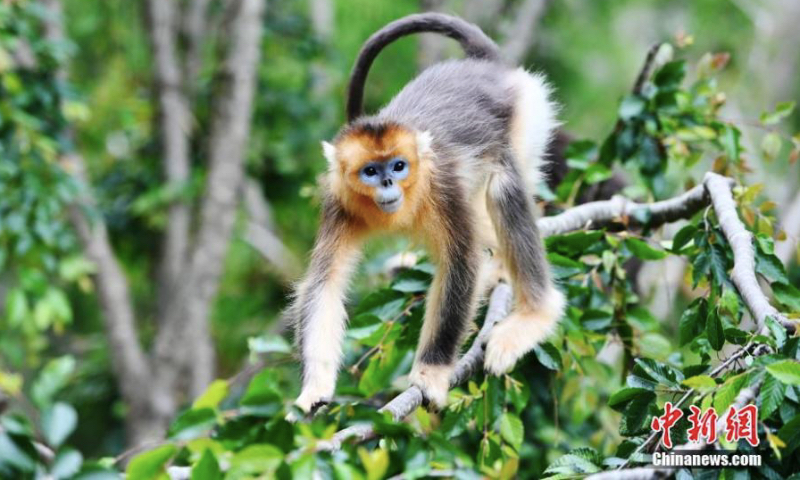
[293, 205, 362, 413]
[411, 216, 479, 408]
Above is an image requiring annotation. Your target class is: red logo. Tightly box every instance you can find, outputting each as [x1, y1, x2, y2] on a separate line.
[651, 403, 759, 448]
[725, 404, 759, 447]
[651, 402, 683, 448]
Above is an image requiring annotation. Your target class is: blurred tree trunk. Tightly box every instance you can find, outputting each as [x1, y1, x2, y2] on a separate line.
[417, 0, 449, 69]
[44, 0, 267, 446]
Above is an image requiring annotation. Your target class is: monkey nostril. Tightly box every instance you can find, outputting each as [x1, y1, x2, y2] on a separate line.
[382, 178, 393, 187]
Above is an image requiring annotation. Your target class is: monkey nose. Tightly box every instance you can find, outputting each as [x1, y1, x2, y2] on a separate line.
[381, 178, 393, 187]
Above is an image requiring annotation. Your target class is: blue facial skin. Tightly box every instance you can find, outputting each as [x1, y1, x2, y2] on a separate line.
[359, 157, 409, 213]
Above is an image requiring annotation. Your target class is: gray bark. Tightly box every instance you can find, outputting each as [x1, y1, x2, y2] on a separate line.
[145, 0, 193, 325]
[499, 0, 549, 64]
[154, 0, 266, 399]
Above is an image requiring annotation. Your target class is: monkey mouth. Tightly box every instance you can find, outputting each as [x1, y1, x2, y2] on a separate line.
[377, 197, 402, 213]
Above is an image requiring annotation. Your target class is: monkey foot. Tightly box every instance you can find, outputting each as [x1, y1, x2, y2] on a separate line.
[484, 288, 565, 375]
[409, 363, 452, 409]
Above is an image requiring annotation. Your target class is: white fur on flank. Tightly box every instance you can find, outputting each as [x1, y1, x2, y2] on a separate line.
[506, 68, 559, 192]
[484, 284, 565, 375]
[295, 250, 360, 412]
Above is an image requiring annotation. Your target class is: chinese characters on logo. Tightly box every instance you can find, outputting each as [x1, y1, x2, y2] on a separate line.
[651, 403, 759, 448]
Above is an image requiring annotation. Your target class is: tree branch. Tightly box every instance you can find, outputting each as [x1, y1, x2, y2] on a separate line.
[145, 0, 193, 320]
[242, 181, 302, 283]
[181, 0, 212, 92]
[499, 0, 549, 64]
[704, 172, 793, 330]
[154, 0, 267, 398]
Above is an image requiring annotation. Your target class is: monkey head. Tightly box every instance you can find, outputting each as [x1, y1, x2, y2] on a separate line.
[323, 122, 432, 222]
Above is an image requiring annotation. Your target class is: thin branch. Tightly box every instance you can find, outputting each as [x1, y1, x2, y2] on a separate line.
[538, 183, 708, 236]
[242, 181, 302, 282]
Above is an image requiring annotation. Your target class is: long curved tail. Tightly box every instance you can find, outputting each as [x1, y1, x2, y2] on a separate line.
[346, 13, 501, 122]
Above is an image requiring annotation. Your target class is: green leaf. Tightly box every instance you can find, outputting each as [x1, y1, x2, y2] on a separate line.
[51, 449, 83, 479]
[41, 402, 77, 448]
[626, 306, 659, 332]
[634, 358, 684, 387]
[357, 447, 389, 480]
[247, 335, 292, 355]
[760, 101, 795, 125]
[499, 412, 524, 451]
[5, 288, 29, 327]
[619, 95, 646, 121]
[756, 250, 789, 284]
[682, 375, 716, 393]
[126, 445, 178, 480]
[548, 252, 584, 280]
[766, 360, 800, 386]
[625, 238, 667, 260]
[619, 391, 656, 436]
[533, 343, 562, 370]
[713, 373, 747, 413]
[721, 124, 741, 160]
[706, 309, 725, 351]
[167, 408, 217, 441]
[228, 444, 283, 477]
[761, 132, 783, 160]
[192, 380, 229, 410]
[773, 283, 800, 312]
[608, 388, 652, 411]
[759, 373, 785, 420]
[777, 413, 800, 456]
[671, 225, 697, 253]
[191, 449, 222, 480]
[653, 60, 686, 89]
[31, 356, 75, 408]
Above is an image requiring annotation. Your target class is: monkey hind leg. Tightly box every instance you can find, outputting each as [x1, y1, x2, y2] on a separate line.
[483, 159, 565, 375]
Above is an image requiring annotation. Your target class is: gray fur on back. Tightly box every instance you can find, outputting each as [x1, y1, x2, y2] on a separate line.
[376, 59, 515, 159]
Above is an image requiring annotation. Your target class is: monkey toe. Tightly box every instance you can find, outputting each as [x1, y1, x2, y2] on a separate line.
[409, 363, 452, 409]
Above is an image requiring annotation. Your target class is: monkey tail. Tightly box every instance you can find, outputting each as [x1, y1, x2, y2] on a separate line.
[346, 13, 501, 122]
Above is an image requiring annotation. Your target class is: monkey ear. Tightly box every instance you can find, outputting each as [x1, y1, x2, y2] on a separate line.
[321, 141, 337, 165]
[416, 131, 433, 157]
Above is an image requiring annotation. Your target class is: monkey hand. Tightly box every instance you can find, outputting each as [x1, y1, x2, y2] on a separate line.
[293, 380, 334, 415]
[409, 363, 453, 409]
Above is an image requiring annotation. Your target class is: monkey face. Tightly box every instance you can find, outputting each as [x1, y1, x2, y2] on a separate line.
[357, 157, 409, 213]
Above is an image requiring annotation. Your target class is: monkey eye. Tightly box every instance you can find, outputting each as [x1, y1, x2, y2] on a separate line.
[363, 166, 378, 177]
[393, 160, 406, 172]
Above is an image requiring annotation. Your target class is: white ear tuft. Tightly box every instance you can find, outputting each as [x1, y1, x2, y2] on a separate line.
[416, 131, 433, 156]
[321, 141, 337, 165]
